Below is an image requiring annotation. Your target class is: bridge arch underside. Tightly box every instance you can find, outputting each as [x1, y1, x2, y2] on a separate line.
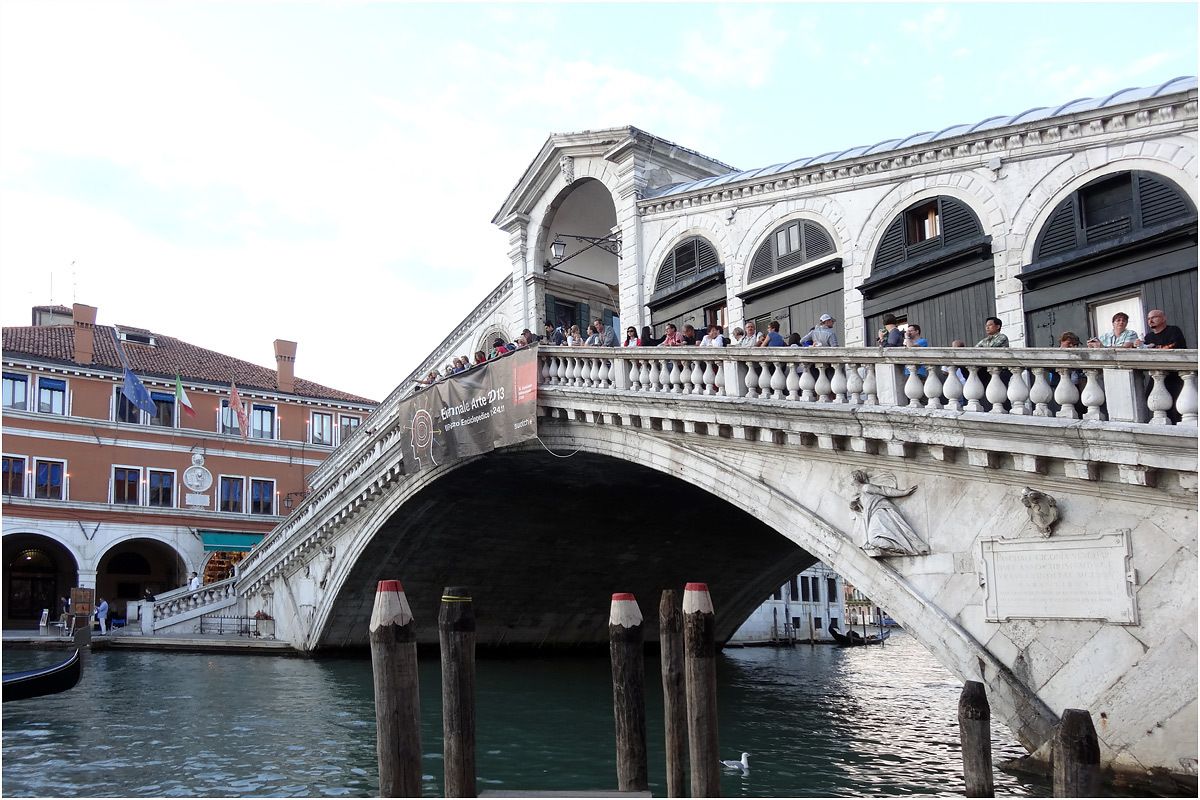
[317, 450, 816, 651]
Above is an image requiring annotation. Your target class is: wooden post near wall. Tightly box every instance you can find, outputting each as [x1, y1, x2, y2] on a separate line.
[609, 592, 649, 792]
[1052, 708, 1101, 797]
[958, 680, 994, 797]
[683, 582, 720, 798]
[369, 579, 422, 798]
[659, 589, 688, 798]
[440, 586, 477, 798]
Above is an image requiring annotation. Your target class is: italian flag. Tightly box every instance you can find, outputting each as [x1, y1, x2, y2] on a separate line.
[175, 374, 196, 417]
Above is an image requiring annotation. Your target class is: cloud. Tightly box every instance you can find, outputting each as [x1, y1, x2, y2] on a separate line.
[677, 6, 794, 88]
[899, 5, 961, 51]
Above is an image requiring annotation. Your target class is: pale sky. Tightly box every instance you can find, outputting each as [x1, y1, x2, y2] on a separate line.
[1, 1, 1195, 402]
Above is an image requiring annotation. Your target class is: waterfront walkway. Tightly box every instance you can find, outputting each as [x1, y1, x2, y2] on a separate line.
[2, 628, 296, 655]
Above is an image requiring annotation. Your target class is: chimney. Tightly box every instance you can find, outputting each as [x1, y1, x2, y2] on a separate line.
[73, 303, 98, 365]
[274, 339, 297, 394]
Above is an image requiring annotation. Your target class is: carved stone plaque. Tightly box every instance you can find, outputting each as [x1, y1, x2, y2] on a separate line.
[185, 493, 210, 507]
[980, 531, 1137, 624]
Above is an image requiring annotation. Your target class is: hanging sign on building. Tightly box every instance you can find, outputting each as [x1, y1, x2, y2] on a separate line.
[399, 347, 539, 473]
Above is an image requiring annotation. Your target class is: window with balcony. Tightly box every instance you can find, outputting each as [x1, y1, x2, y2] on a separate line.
[249, 478, 275, 515]
[219, 476, 244, 513]
[2, 455, 26, 497]
[339, 415, 360, 444]
[150, 392, 175, 428]
[251, 405, 275, 440]
[37, 377, 66, 415]
[34, 459, 65, 500]
[3, 373, 28, 411]
[148, 469, 175, 508]
[312, 412, 334, 446]
[113, 466, 141, 504]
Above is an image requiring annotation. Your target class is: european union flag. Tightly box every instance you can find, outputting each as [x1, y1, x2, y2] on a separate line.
[123, 367, 159, 415]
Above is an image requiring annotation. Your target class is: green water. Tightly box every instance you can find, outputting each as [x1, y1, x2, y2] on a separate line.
[3, 631, 1053, 796]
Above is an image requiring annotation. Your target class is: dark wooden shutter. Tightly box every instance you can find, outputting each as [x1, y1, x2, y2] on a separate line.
[940, 198, 982, 245]
[544, 293, 557, 327]
[874, 217, 906, 270]
[1035, 199, 1080, 260]
[1138, 172, 1192, 228]
[749, 241, 773, 282]
[674, 240, 699, 281]
[803, 221, 835, 260]
[655, 251, 676, 292]
[696, 239, 719, 272]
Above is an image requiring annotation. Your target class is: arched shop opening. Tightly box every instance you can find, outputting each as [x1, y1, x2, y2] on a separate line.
[858, 196, 995, 346]
[201, 530, 266, 584]
[738, 218, 842, 340]
[541, 177, 621, 338]
[96, 538, 185, 619]
[2, 534, 78, 627]
[648, 236, 726, 338]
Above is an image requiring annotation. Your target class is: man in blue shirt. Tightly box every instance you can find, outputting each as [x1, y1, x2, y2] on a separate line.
[765, 320, 787, 347]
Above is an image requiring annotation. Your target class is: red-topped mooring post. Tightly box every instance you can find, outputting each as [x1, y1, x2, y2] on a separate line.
[369, 580, 422, 798]
[684, 582, 720, 797]
[609, 592, 649, 792]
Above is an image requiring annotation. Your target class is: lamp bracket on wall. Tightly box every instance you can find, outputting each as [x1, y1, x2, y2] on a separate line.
[548, 231, 621, 269]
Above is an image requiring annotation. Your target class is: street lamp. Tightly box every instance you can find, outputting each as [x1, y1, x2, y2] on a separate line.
[547, 231, 621, 268]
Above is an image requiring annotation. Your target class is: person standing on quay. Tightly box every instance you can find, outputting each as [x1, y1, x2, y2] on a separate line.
[95, 597, 109, 635]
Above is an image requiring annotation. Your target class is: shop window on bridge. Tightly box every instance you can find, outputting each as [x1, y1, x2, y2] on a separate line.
[3, 372, 28, 411]
[112, 466, 141, 505]
[34, 459, 65, 500]
[3, 455, 26, 497]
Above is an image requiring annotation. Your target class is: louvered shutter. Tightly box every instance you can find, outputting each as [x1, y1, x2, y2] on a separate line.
[696, 239, 719, 272]
[873, 218, 906, 270]
[940, 198, 983, 245]
[1138, 173, 1192, 228]
[674, 241, 699, 281]
[749, 242, 774, 282]
[654, 251, 676, 292]
[1035, 199, 1080, 260]
[802, 221, 835, 260]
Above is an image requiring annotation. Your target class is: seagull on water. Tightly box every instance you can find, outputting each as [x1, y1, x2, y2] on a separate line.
[720, 752, 750, 774]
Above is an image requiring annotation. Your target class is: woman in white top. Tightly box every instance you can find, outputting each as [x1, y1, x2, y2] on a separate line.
[566, 324, 584, 347]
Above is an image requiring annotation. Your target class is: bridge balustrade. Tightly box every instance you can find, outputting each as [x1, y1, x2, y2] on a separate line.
[152, 577, 238, 623]
[536, 346, 1198, 426]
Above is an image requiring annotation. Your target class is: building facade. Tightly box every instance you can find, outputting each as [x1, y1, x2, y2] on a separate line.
[2, 303, 375, 626]
[729, 562, 846, 644]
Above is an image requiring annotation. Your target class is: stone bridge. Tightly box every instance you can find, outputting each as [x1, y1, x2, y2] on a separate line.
[154, 345, 1196, 784]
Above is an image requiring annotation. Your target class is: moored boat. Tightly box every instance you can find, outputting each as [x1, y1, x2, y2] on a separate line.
[2, 649, 82, 702]
[828, 621, 890, 647]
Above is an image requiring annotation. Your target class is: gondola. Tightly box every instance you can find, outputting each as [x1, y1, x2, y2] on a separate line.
[829, 621, 890, 647]
[2, 649, 82, 702]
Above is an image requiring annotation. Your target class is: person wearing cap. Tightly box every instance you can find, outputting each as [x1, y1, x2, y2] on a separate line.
[878, 314, 905, 347]
[801, 314, 839, 347]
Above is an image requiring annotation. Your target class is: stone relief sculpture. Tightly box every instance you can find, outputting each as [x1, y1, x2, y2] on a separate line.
[848, 470, 929, 557]
[559, 155, 574, 184]
[1020, 487, 1059, 537]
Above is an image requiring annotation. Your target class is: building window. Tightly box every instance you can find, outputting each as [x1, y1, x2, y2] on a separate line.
[654, 237, 721, 293]
[220, 400, 242, 435]
[3, 373, 28, 411]
[37, 377, 66, 415]
[813, 616, 822, 631]
[339, 415, 360, 444]
[34, 459, 65, 500]
[113, 466, 141, 504]
[800, 577, 811, 602]
[772, 586, 782, 601]
[788, 577, 799, 601]
[148, 469, 174, 508]
[2, 456, 26, 497]
[748, 220, 837, 283]
[219, 476, 244, 513]
[251, 405, 275, 440]
[906, 200, 941, 243]
[827, 577, 838, 603]
[115, 387, 140, 423]
[150, 392, 175, 427]
[312, 412, 334, 446]
[249, 478, 275, 515]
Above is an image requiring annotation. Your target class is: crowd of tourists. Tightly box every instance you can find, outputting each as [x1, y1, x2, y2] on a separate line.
[417, 309, 1186, 389]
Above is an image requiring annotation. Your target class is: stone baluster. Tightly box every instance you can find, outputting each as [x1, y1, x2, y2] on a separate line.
[830, 362, 847, 403]
[811, 363, 830, 401]
[701, 360, 716, 396]
[541, 357, 552, 385]
[580, 358, 593, 387]
[635, 360, 648, 391]
[1007, 369, 1031, 415]
[1177, 372, 1198, 424]
[770, 360, 787, 400]
[845, 363, 864, 404]
[598, 358, 610, 389]
[985, 367, 1008, 414]
[799, 363, 817, 401]
[1029, 368, 1054, 416]
[667, 359, 681, 394]
[744, 359, 759, 399]
[786, 361, 801, 401]
[862, 364, 878, 405]
[758, 360, 773, 398]
[644, 359, 658, 393]
[923, 368, 944, 410]
[714, 360, 726, 396]
[1081, 370, 1106, 421]
[690, 360, 705, 395]
[591, 358, 603, 387]
[676, 359, 691, 394]
[942, 366, 963, 411]
[904, 366, 924, 407]
[1146, 370, 1174, 425]
[574, 357, 586, 387]
[557, 357, 569, 385]
[1054, 370, 1081, 419]
[962, 367, 986, 412]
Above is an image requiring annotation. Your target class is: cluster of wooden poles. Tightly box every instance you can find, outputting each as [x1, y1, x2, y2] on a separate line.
[370, 579, 1103, 798]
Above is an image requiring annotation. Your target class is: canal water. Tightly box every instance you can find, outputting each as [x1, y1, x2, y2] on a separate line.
[3, 631, 1055, 797]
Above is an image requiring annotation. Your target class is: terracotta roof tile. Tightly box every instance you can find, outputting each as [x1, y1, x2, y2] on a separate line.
[2, 324, 376, 405]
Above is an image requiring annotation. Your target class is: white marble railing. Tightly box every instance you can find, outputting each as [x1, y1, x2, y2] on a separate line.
[153, 577, 238, 622]
[537, 346, 1198, 426]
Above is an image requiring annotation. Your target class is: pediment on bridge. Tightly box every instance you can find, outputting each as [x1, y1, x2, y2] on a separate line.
[491, 126, 735, 228]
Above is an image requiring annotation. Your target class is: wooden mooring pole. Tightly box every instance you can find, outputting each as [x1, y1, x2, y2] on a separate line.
[440, 586, 477, 798]
[958, 680, 994, 797]
[659, 589, 688, 798]
[609, 593, 649, 793]
[369, 580, 422, 798]
[683, 582, 720, 798]
[1052, 709, 1101, 797]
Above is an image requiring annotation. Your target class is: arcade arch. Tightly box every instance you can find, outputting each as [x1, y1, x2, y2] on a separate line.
[539, 178, 621, 337]
[96, 538, 186, 619]
[2, 533, 78, 627]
